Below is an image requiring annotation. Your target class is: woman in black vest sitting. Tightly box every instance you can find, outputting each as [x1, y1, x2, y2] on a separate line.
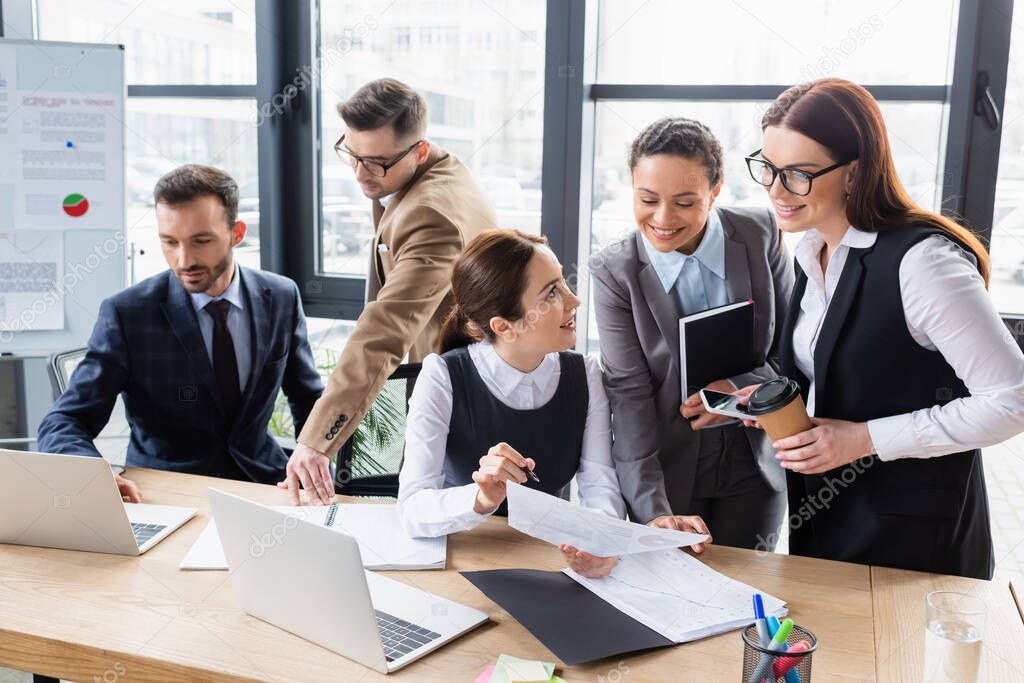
[738, 78, 1024, 580]
[396, 229, 710, 577]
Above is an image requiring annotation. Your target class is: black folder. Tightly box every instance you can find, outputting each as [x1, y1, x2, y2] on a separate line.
[680, 300, 758, 397]
[461, 568, 673, 665]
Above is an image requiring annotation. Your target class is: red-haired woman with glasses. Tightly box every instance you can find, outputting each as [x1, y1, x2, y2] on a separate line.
[739, 78, 1024, 579]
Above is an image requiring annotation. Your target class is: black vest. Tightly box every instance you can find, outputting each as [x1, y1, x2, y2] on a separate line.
[779, 225, 993, 579]
[441, 346, 588, 516]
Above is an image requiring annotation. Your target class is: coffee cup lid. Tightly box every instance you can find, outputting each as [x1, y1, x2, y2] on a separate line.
[746, 378, 801, 415]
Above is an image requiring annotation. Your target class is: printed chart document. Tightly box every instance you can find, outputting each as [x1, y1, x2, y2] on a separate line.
[565, 548, 787, 643]
[179, 503, 445, 571]
[0, 231, 64, 332]
[506, 483, 707, 556]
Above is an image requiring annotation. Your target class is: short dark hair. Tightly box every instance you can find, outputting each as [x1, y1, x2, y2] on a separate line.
[628, 117, 724, 187]
[337, 78, 427, 140]
[153, 164, 239, 226]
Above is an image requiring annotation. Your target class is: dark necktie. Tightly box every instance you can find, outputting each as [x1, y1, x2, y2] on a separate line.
[204, 299, 241, 418]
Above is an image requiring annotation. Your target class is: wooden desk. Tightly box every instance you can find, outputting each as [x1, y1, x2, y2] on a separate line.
[872, 566, 1024, 681]
[0, 468, 883, 682]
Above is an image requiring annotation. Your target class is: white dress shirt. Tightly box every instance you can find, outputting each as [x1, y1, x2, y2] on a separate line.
[792, 226, 1024, 461]
[640, 207, 730, 316]
[397, 340, 626, 537]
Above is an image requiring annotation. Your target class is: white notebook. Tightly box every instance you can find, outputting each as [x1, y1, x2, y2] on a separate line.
[179, 503, 446, 571]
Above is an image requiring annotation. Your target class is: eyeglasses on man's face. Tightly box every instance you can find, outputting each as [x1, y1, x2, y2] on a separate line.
[333, 134, 423, 178]
[745, 149, 852, 197]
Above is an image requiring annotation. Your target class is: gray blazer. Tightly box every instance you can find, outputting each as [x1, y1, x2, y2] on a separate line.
[589, 206, 794, 523]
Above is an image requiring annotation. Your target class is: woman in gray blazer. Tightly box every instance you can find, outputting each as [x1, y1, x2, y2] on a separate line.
[590, 117, 793, 549]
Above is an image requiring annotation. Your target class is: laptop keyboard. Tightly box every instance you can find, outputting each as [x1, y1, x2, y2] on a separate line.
[375, 610, 442, 662]
[131, 522, 167, 546]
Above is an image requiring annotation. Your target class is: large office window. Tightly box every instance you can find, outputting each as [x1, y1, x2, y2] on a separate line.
[34, 0, 256, 84]
[581, 0, 959, 352]
[569, 0, 1022, 578]
[34, 0, 261, 282]
[315, 0, 546, 283]
[595, 1, 956, 85]
[991, 0, 1024, 315]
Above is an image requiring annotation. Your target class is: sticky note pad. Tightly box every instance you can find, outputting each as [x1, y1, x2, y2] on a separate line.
[474, 664, 496, 683]
[491, 654, 556, 683]
[504, 660, 551, 682]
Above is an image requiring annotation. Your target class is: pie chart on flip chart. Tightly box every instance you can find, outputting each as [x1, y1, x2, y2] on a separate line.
[62, 193, 89, 217]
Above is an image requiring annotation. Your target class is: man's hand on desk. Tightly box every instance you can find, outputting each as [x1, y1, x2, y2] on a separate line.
[560, 544, 618, 578]
[648, 514, 712, 554]
[278, 443, 336, 505]
[116, 474, 142, 503]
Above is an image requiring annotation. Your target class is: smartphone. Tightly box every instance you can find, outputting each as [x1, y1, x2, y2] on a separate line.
[699, 389, 751, 420]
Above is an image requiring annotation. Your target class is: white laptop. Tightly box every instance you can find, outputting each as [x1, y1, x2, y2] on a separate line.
[0, 449, 196, 555]
[207, 488, 488, 674]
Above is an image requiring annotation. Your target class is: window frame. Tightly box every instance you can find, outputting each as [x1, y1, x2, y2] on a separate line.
[270, 0, 1020, 343]
[558, 0, 1020, 348]
[13, 0, 266, 286]
[8, 0, 1017, 342]
[275, 0, 560, 320]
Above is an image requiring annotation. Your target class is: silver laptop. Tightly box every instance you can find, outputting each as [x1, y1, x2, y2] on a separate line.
[207, 488, 488, 674]
[0, 449, 196, 555]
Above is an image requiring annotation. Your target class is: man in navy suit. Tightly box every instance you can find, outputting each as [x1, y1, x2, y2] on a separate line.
[37, 164, 324, 500]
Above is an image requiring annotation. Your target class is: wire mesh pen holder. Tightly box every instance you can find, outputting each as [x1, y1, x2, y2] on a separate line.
[741, 623, 818, 683]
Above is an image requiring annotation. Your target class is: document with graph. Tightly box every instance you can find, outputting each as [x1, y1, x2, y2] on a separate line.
[506, 483, 708, 556]
[564, 548, 787, 642]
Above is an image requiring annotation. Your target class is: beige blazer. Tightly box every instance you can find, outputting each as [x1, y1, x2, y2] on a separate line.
[299, 146, 498, 455]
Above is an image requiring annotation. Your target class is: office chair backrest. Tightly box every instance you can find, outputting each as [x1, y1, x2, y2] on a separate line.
[334, 363, 421, 498]
[44, 347, 131, 472]
[48, 348, 88, 399]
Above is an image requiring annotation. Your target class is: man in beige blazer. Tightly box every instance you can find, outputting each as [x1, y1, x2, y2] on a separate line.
[282, 79, 497, 503]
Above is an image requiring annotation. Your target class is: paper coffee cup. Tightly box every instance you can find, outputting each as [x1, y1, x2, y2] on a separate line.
[746, 378, 813, 442]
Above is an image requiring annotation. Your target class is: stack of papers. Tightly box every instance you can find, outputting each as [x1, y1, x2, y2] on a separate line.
[566, 548, 786, 642]
[506, 482, 708, 556]
[499, 483, 786, 648]
[179, 503, 445, 571]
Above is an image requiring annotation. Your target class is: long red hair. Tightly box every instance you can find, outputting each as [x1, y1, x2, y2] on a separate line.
[762, 78, 990, 285]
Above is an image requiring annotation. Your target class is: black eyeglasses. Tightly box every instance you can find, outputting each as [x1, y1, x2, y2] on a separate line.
[333, 134, 423, 178]
[745, 149, 852, 197]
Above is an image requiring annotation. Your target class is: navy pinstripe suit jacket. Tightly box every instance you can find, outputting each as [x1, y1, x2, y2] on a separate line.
[37, 266, 324, 483]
